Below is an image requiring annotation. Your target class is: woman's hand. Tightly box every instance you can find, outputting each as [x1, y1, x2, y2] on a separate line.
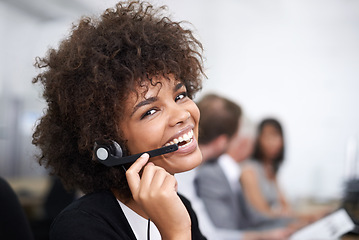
[126, 153, 191, 240]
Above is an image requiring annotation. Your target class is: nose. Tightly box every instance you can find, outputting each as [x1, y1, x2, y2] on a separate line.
[168, 104, 190, 126]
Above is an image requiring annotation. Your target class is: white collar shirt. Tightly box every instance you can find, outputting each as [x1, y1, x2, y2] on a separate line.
[218, 153, 242, 194]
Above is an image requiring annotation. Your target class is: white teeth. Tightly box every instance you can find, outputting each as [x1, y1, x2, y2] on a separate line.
[183, 134, 189, 141]
[165, 129, 194, 147]
[188, 130, 193, 139]
[179, 138, 193, 148]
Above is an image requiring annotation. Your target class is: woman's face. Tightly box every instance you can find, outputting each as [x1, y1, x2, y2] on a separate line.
[120, 76, 202, 174]
[259, 124, 283, 161]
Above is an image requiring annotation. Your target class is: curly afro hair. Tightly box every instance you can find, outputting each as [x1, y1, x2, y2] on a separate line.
[32, 1, 204, 200]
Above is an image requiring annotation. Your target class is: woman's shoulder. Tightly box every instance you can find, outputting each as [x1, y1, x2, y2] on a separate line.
[50, 190, 133, 239]
[241, 159, 261, 170]
[66, 190, 115, 209]
[53, 190, 117, 223]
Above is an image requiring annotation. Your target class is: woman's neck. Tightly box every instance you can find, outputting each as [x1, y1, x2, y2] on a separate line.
[261, 156, 273, 164]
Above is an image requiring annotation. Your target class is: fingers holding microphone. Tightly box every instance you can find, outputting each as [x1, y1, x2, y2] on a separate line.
[126, 153, 191, 239]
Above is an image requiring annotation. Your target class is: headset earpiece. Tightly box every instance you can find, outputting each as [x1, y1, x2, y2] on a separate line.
[94, 140, 179, 167]
[110, 141, 124, 158]
[94, 140, 139, 166]
[94, 140, 123, 161]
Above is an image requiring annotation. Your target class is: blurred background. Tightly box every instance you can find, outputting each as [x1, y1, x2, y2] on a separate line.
[1, 0, 359, 229]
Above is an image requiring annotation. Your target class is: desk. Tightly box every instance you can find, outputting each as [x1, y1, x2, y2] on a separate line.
[7, 176, 51, 219]
[342, 234, 359, 240]
[292, 197, 359, 239]
[293, 197, 341, 216]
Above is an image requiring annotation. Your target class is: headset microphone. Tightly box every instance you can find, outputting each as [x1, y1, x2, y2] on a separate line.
[94, 141, 178, 167]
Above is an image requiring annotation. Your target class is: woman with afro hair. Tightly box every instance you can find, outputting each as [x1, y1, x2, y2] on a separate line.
[32, 1, 206, 239]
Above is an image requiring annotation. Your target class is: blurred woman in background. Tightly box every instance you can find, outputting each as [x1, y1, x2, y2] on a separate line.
[240, 118, 291, 218]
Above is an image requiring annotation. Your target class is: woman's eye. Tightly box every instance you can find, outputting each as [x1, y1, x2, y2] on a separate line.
[141, 109, 157, 119]
[175, 92, 188, 102]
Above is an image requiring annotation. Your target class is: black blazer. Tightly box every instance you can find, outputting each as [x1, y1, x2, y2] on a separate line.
[50, 190, 207, 240]
[0, 177, 34, 240]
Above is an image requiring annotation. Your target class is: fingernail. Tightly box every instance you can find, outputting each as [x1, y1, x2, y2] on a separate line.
[141, 153, 149, 158]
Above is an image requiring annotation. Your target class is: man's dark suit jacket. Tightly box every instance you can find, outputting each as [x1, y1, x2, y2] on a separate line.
[50, 190, 206, 240]
[195, 159, 290, 231]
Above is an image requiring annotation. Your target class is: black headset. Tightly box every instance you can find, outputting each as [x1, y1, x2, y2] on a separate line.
[94, 140, 178, 167]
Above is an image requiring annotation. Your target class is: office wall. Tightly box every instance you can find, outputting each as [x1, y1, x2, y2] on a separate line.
[1, 0, 358, 201]
[165, 0, 359, 201]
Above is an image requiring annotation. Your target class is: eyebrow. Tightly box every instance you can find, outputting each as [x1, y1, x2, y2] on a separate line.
[131, 96, 158, 116]
[174, 82, 184, 92]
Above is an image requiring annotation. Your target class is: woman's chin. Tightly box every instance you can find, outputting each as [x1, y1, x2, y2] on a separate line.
[152, 147, 202, 174]
[172, 148, 203, 173]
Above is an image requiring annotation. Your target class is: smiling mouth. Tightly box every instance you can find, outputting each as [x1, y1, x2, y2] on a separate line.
[165, 129, 194, 148]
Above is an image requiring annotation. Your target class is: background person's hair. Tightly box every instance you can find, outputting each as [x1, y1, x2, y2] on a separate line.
[32, 1, 204, 200]
[197, 94, 242, 145]
[252, 118, 285, 175]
